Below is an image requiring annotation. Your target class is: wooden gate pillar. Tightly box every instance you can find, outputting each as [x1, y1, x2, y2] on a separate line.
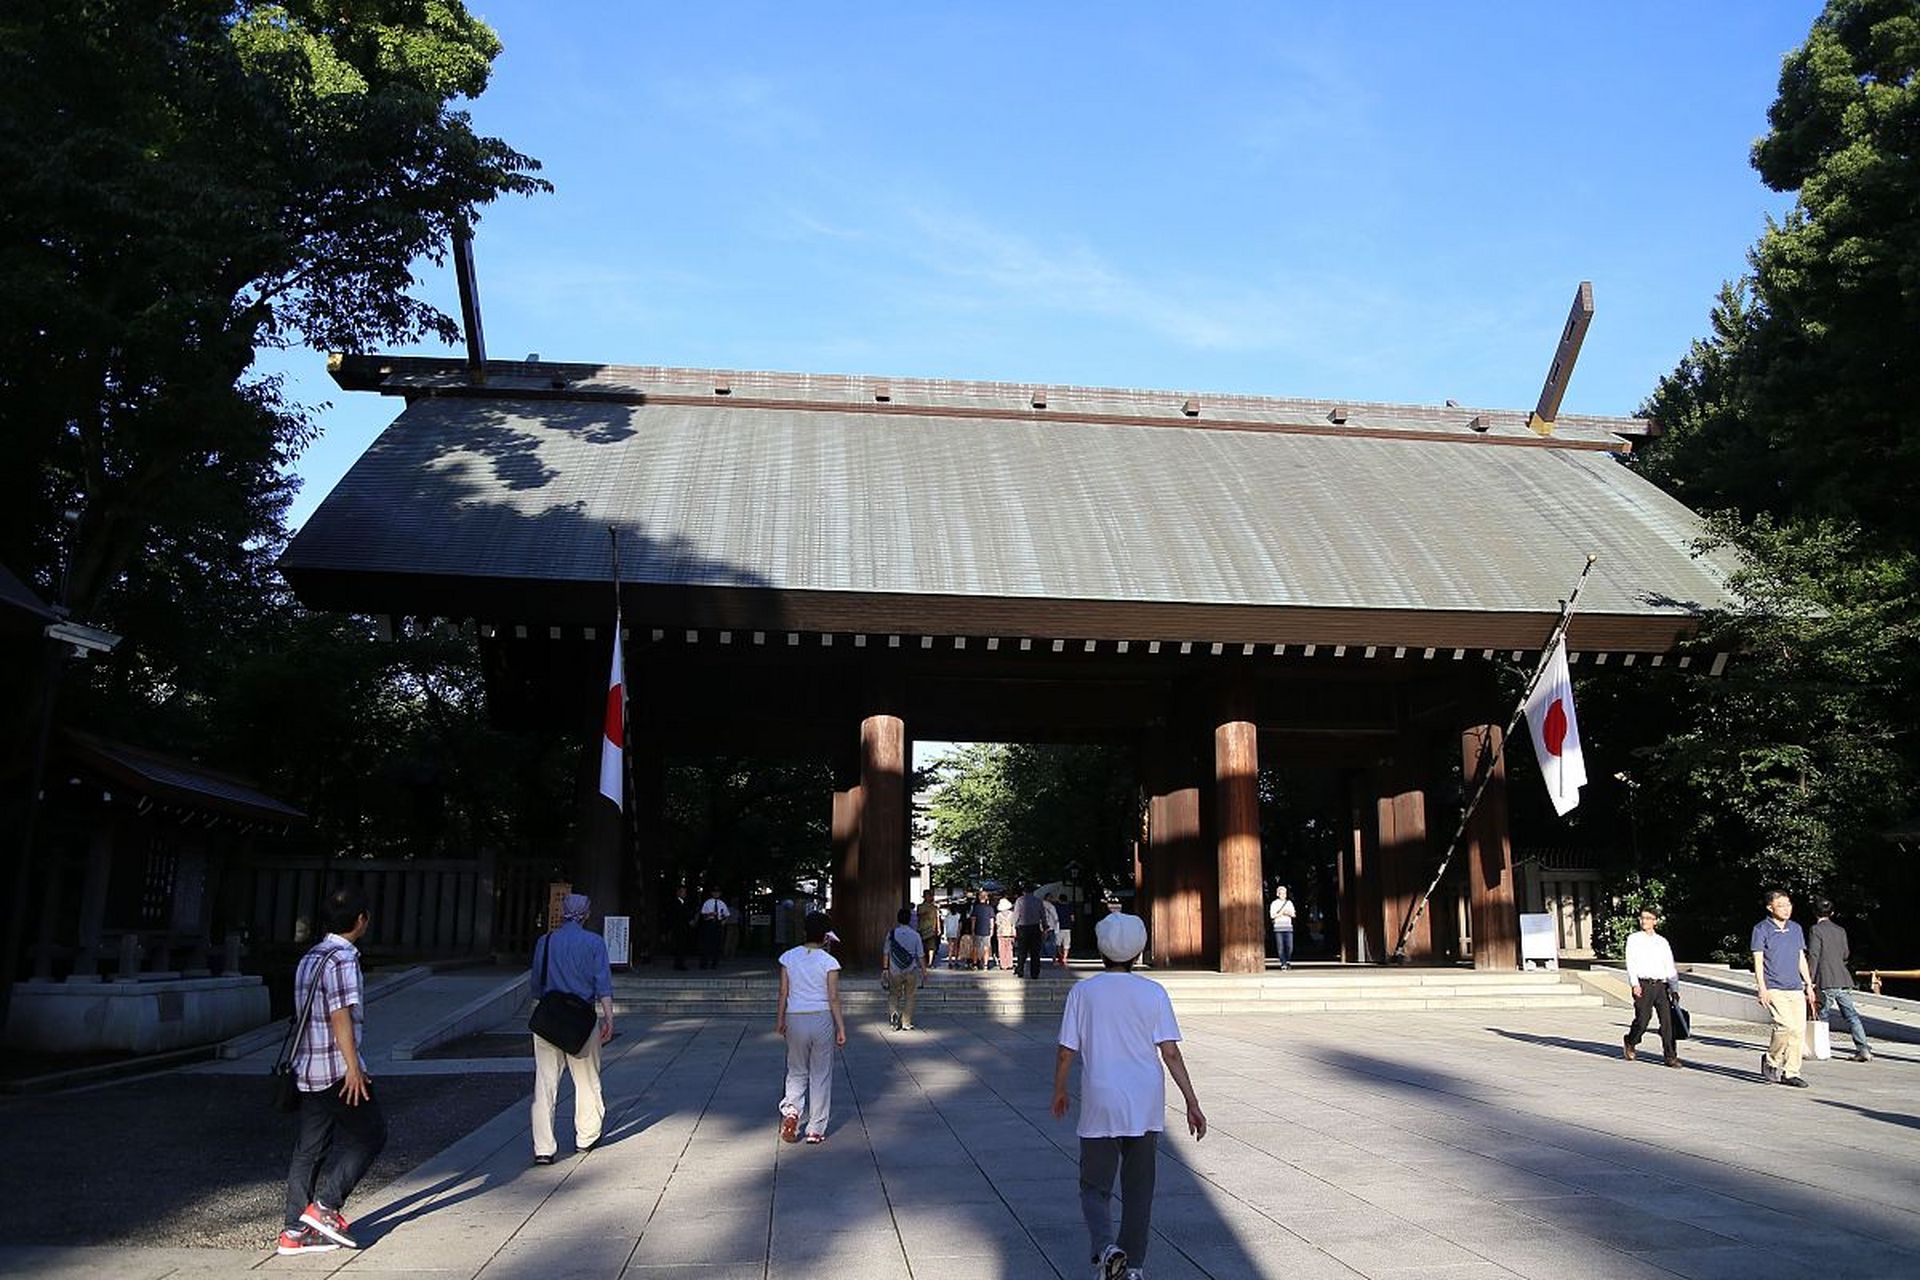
[831, 678, 908, 970]
[1141, 727, 1212, 967]
[1462, 723, 1520, 970]
[1340, 772, 1376, 962]
[1214, 676, 1263, 974]
[1371, 747, 1436, 964]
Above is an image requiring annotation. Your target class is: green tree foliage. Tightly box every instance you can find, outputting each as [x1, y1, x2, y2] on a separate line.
[1610, 0, 1920, 961]
[922, 743, 1139, 892]
[0, 0, 546, 763]
[662, 757, 835, 900]
[0, 1, 550, 855]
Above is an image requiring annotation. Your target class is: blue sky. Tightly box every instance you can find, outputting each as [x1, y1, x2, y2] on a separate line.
[273, 1, 1821, 528]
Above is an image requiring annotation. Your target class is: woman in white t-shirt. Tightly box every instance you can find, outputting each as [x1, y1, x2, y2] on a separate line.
[776, 912, 846, 1145]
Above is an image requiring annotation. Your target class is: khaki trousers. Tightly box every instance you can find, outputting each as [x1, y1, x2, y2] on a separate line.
[886, 968, 921, 1028]
[1764, 989, 1808, 1079]
[531, 1032, 605, 1158]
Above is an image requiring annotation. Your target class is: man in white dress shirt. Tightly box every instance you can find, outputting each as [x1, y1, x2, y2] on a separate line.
[1622, 908, 1682, 1068]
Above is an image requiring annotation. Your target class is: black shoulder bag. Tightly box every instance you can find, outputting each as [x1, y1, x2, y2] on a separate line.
[271, 951, 334, 1112]
[528, 933, 598, 1055]
[1668, 984, 1692, 1040]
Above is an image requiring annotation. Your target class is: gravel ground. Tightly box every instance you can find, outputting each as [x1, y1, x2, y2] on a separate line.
[0, 1072, 531, 1248]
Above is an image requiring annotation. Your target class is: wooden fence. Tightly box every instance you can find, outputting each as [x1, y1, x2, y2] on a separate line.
[237, 852, 561, 959]
[1516, 848, 1603, 959]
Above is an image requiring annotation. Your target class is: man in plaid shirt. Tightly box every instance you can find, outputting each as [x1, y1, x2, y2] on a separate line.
[278, 886, 387, 1255]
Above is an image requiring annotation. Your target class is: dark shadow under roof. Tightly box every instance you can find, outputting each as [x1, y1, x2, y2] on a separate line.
[63, 731, 305, 827]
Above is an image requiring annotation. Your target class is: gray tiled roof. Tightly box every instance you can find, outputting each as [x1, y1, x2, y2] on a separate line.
[283, 363, 1739, 633]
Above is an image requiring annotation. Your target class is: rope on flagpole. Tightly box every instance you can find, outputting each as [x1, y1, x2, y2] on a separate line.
[1389, 553, 1598, 963]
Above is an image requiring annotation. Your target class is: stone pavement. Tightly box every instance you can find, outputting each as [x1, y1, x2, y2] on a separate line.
[4, 1003, 1918, 1279]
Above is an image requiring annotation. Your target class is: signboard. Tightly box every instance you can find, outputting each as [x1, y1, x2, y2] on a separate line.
[546, 881, 572, 930]
[603, 915, 631, 967]
[1519, 912, 1559, 969]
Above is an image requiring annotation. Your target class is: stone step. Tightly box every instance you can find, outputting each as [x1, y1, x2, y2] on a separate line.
[603, 994, 1605, 1018]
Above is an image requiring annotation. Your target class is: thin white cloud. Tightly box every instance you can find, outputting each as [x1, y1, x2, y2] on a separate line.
[652, 72, 818, 146]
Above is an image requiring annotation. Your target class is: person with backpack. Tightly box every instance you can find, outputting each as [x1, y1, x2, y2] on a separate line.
[1051, 912, 1206, 1280]
[529, 892, 615, 1165]
[882, 907, 925, 1030]
[777, 912, 846, 1145]
[277, 886, 386, 1256]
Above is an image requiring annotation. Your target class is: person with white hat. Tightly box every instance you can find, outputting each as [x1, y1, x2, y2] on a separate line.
[1051, 912, 1207, 1280]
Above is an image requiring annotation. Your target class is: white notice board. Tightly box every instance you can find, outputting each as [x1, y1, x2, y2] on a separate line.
[1518, 912, 1559, 967]
[603, 915, 631, 967]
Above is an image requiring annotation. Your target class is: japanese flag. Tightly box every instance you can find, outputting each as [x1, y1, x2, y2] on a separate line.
[598, 634, 624, 809]
[1524, 638, 1586, 816]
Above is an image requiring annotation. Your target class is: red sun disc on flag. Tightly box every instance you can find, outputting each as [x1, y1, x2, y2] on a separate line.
[604, 686, 623, 741]
[1542, 699, 1568, 756]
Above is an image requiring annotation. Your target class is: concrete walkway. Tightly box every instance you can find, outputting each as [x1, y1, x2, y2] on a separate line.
[5, 1005, 1919, 1279]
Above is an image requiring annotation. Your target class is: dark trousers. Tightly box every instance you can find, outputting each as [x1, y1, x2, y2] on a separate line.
[1627, 977, 1678, 1061]
[1014, 924, 1044, 978]
[1081, 1133, 1157, 1265]
[697, 919, 723, 968]
[285, 1084, 388, 1227]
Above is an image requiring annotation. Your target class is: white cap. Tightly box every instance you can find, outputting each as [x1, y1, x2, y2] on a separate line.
[1095, 912, 1148, 963]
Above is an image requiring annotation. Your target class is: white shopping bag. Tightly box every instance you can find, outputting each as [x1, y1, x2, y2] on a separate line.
[1807, 1017, 1832, 1061]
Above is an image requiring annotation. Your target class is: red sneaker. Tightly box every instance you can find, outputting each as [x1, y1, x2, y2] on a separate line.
[276, 1226, 339, 1255]
[299, 1203, 357, 1248]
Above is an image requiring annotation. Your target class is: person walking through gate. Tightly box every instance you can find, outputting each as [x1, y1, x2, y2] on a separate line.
[278, 886, 386, 1256]
[1051, 912, 1207, 1280]
[916, 888, 942, 967]
[697, 886, 730, 970]
[996, 894, 1016, 972]
[973, 889, 996, 970]
[1268, 885, 1296, 970]
[1014, 884, 1047, 979]
[1042, 892, 1061, 963]
[1809, 900, 1874, 1063]
[882, 907, 924, 1030]
[1054, 894, 1076, 966]
[530, 893, 616, 1165]
[958, 893, 977, 969]
[1751, 889, 1815, 1087]
[1621, 907, 1681, 1068]
[777, 912, 846, 1144]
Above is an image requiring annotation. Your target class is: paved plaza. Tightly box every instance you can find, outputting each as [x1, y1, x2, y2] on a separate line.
[3, 1004, 1917, 1279]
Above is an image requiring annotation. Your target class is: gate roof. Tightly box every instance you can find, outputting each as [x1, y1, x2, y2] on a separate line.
[280, 357, 1741, 654]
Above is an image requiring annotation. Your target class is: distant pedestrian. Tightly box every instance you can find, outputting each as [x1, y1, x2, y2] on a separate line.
[278, 886, 386, 1256]
[664, 884, 693, 971]
[996, 895, 1016, 971]
[958, 894, 977, 967]
[1051, 912, 1206, 1280]
[696, 886, 730, 970]
[777, 912, 847, 1144]
[916, 889, 942, 967]
[973, 890, 996, 970]
[1809, 901, 1873, 1063]
[882, 907, 924, 1030]
[1268, 885, 1296, 969]
[530, 893, 615, 1164]
[1014, 884, 1047, 979]
[1751, 889, 1815, 1087]
[1055, 896, 1076, 966]
[1621, 908, 1681, 1068]
[1042, 893, 1061, 963]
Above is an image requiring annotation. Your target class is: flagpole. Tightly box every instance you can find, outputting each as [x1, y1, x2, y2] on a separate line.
[1389, 553, 1598, 963]
[609, 526, 650, 960]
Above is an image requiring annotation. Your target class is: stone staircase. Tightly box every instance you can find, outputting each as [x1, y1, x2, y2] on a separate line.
[604, 965, 1602, 1020]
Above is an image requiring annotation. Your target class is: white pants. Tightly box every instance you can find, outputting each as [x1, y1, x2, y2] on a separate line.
[531, 1032, 605, 1157]
[781, 1011, 835, 1136]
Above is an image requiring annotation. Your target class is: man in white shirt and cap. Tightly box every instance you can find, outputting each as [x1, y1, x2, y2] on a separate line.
[1622, 907, 1682, 1068]
[1052, 912, 1207, 1280]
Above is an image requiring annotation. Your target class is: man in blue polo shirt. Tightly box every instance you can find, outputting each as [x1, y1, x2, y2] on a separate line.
[1751, 889, 1816, 1088]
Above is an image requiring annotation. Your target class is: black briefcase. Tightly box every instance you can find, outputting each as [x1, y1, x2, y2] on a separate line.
[1669, 988, 1692, 1041]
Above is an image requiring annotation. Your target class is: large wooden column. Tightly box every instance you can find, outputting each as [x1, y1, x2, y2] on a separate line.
[831, 683, 908, 970]
[1340, 773, 1376, 962]
[1462, 723, 1520, 970]
[1214, 677, 1263, 973]
[1372, 751, 1436, 963]
[1142, 731, 1212, 967]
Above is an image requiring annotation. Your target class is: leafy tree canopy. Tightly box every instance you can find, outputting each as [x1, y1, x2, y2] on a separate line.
[922, 743, 1138, 892]
[1609, 0, 1920, 962]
